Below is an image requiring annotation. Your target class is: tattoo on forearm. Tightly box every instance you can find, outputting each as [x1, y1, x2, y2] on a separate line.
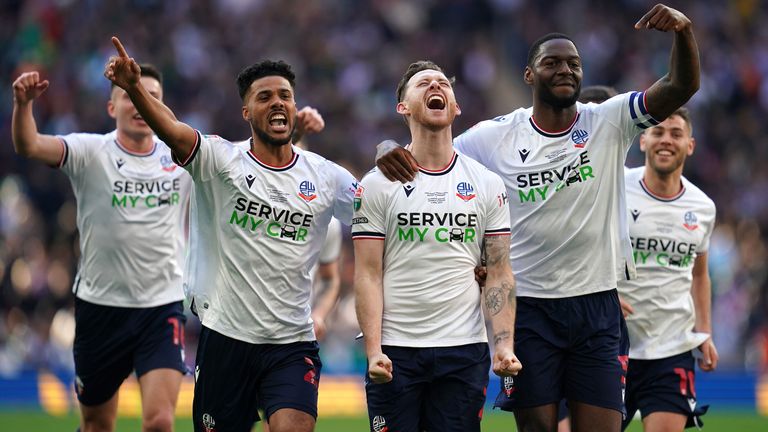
[494, 330, 511, 346]
[485, 287, 504, 315]
[504, 281, 516, 311]
[483, 235, 509, 267]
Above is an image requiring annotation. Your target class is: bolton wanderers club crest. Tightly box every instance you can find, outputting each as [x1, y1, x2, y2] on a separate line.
[202, 413, 216, 432]
[683, 211, 699, 230]
[572, 129, 589, 148]
[456, 181, 476, 201]
[372, 415, 388, 432]
[298, 180, 317, 202]
[160, 155, 177, 172]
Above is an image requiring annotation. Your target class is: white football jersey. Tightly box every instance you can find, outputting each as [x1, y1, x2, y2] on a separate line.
[317, 217, 342, 265]
[180, 133, 357, 344]
[619, 167, 715, 359]
[454, 92, 658, 298]
[58, 131, 191, 307]
[352, 152, 511, 347]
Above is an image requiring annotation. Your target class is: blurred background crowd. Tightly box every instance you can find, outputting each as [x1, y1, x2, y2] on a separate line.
[0, 0, 766, 377]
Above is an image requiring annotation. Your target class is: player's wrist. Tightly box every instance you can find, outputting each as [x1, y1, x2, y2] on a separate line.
[13, 97, 32, 107]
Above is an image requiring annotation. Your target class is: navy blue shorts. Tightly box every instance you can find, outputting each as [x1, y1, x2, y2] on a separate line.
[494, 289, 629, 414]
[192, 326, 322, 432]
[73, 298, 186, 406]
[622, 351, 708, 430]
[365, 343, 490, 432]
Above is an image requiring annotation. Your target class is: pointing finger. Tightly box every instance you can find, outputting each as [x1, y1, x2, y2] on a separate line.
[112, 36, 130, 58]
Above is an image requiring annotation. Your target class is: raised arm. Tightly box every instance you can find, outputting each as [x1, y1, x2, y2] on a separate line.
[637, 4, 700, 121]
[691, 253, 718, 371]
[11, 72, 66, 165]
[103, 37, 197, 162]
[483, 234, 522, 377]
[353, 238, 392, 384]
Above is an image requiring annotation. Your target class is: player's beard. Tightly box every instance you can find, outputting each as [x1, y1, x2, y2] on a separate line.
[649, 153, 685, 176]
[540, 83, 581, 109]
[253, 123, 295, 147]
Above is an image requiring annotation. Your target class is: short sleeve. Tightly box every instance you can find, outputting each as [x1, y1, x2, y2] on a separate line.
[177, 131, 233, 182]
[697, 202, 716, 254]
[484, 172, 511, 237]
[318, 218, 342, 264]
[592, 91, 662, 150]
[454, 117, 509, 167]
[330, 163, 359, 226]
[58, 133, 102, 177]
[350, 172, 387, 240]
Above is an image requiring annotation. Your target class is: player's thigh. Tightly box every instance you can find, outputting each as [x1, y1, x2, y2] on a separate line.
[494, 296, 568, 412]
[73, 298, 135, 407]
[563, 290, 626, 414]
[642, 411, 688, 432]
[513, 404, 559, 432]
[569, 400, 621, 432]
[193, 327, 261, 432]
[268, 408, 316, 432]
[134, 301, 188, 378]
[422, 343, 490, 432]
[79, 392, 120, 432]
[365, 346, 428, 432]
[138, 368, 183, 430]
[259, 341, 323, 423]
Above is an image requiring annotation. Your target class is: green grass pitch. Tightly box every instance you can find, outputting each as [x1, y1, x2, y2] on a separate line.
[0, 410, 766, 431]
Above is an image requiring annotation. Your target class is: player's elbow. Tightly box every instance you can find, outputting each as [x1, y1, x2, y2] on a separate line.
[12, 139, 37, 158]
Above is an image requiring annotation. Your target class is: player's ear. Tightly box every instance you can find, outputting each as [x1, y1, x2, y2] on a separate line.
[107, 98, 116, 119]
[455, 102, 462, 116]
[524, 66, 534, 86]
[396, 102, 409, 115]
[639, 131, 648, 152]
[687, 136, 696, 156]
[242, 105, 249, 121]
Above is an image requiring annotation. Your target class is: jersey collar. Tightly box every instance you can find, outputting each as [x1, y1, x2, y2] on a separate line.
[113, 137, 157, 157]
[418, 152, 458, 176]
[246, 146, 299, 172]
[639, 178, 686, 202]
[529, 112, 580, 138]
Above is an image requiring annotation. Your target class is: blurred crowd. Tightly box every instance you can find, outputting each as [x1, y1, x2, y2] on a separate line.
[0, 0, 767, 376]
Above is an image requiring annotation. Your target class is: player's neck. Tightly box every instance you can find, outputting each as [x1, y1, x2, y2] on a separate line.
[408, 126, 454, 170]
[115, 129, 155, 153]
[250, 138, 294, 166]
[643, 166, 684, 197]
[531, 103, 578, 133]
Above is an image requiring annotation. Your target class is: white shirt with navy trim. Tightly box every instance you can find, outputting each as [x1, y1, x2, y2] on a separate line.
[180, 132, 357, 344]
[619, 167, 716, 359]
[352, 152, 510, 347]
[58, 130, 191, 307]
[454, 91, 657, 298]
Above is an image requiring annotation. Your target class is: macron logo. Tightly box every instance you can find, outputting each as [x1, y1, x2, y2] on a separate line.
[116, 158, 126, 169]
[403, 184, 415, 197]
[518, 149, 530, 163]
[245, 174, 256, 188]
[631, 209, 640, 222]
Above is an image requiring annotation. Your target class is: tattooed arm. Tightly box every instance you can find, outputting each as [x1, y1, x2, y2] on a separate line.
[483, 234, 522, 377]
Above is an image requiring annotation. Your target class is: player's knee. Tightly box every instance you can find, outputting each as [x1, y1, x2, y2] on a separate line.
[141, 410, 175, 432]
